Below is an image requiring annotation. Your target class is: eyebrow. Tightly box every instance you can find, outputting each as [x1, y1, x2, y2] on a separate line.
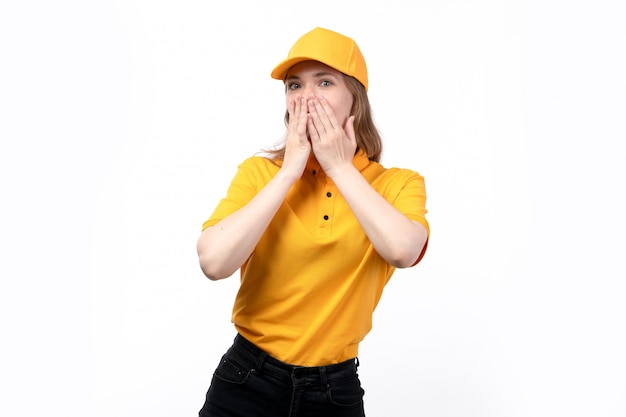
[285, 71, 338, 81]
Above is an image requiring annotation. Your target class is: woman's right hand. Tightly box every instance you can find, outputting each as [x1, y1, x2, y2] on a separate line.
[281, 95, 311, 180]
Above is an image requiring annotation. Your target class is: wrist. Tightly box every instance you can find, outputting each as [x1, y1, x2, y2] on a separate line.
[324, 161, 356, 182]
[275, 166, 302, 185]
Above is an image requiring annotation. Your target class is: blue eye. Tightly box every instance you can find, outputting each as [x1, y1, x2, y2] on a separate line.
[320, 80, 331, 87]
[288, 82, 301, 90]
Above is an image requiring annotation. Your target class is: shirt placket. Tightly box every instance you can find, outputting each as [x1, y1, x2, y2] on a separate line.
[318, 176, 336, 236]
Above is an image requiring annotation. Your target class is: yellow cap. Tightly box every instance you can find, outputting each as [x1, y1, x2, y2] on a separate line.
[271, 27, 368, 91]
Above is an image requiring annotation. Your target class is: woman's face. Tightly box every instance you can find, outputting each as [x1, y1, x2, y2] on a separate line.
[284, 60, 354, 129]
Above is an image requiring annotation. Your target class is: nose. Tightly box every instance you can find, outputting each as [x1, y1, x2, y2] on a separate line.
[301, 83, 315, 98]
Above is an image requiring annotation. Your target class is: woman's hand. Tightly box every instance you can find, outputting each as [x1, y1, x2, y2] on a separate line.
[306, 95, 357, 176]
[282, 95, 311, 180]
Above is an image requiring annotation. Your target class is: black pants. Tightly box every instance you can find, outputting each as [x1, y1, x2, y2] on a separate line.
[199, 334, 366, 417]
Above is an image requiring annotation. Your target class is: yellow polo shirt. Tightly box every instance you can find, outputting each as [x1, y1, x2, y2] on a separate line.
[202, 150, 429, 366]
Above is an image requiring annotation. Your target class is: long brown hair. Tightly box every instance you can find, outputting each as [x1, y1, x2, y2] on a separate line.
[263, 75, 383, 162]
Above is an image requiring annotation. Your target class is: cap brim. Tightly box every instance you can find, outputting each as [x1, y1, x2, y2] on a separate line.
[270, 56, 320, 81]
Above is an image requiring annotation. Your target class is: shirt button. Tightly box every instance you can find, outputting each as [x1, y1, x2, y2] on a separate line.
[323, 215, 329, 220]
[326, 192, 332, 197]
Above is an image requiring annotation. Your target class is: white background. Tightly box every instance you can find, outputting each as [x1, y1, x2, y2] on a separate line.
[1, 0, 625, 416]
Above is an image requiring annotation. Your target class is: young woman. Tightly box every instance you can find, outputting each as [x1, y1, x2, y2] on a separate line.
[197, 27, 429, 417]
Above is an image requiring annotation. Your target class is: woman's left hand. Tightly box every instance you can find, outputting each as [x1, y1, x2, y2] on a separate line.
[306, 96, 357, 175]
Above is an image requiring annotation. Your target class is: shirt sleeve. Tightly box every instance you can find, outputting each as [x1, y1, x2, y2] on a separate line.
[387, 169, 430, 265]
[390, 169, 429, 235]
[201, 157, 262, 231]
